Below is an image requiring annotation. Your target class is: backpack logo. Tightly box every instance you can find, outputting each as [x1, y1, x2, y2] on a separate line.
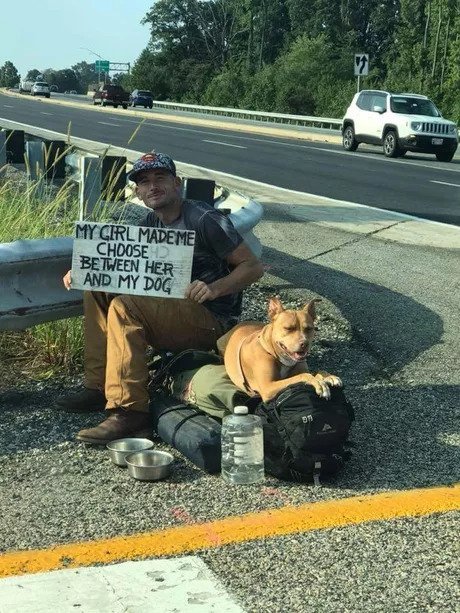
[321, 423, 334, 432]
[302, 415, 313, 423]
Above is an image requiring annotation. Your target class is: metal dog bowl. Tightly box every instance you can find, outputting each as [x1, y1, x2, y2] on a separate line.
[107, 438, 154, 467]
[125, 450, 174, 481]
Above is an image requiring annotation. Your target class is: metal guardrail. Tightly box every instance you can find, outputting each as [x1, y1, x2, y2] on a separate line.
[0, 238, 83, 330]
[0, 120, 263, 330]
[148, 100, 342, 130]
[146, 100, 460, 137]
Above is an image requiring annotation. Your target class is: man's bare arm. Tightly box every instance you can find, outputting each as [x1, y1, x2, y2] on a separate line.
[186, 243, 263, 303]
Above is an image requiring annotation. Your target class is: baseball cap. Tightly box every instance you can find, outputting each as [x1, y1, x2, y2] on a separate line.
[127, 152, 177, 183]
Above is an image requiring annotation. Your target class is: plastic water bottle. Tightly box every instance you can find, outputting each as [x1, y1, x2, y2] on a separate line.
[221, 406, 264, 485]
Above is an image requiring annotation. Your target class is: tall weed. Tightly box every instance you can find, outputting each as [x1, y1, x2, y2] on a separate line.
[0, 174, 84, 378]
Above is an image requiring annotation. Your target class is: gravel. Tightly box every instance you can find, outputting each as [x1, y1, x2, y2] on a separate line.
[202, 512, 460, 613]
[1, 283, 457, 553]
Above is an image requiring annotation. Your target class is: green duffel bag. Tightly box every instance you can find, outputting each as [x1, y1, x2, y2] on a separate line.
[169, 363, 253, 420]
[149, 349, 255, 419]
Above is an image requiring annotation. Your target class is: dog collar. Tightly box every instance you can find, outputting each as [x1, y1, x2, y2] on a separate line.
[257, 332, 276, 358]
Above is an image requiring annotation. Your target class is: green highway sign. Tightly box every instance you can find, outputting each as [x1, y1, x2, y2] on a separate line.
[95, 60, 110, 73]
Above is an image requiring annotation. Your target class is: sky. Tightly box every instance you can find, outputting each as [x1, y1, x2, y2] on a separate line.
[0, 0, 152, 79]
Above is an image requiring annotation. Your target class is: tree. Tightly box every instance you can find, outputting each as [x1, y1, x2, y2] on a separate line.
[25, 69, 41, 81]
[384, 0, 460, 118]
[441, 2, 460, 120]
[110, 72, 129, 86]
[129, 0, 460, 118]
[0, 61, 20, 87]
[142, 0, 205, 58]
[42, 68, 79, 92]
[130, 49, 171, 99]
[270, 34, 356, 116]
[202, 62, 250, 106]
[72, 61, 99, 93]
[195, 0, 246, 69]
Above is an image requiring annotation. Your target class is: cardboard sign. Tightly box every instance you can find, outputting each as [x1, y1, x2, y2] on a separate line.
[70, 222, 195, 298]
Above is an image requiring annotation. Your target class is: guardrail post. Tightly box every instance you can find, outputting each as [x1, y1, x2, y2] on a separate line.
[0, 131, 6, 166]
[80, 155, 102, 219]
[25, 140, 45, 181]
[25, 140, 48, 199]
[183, 178, 216, 205]
[102, 156, 127, 202]
[79, 155, 127, 218]
[4, 129, 25, 163]
[43, 139, 67, 180]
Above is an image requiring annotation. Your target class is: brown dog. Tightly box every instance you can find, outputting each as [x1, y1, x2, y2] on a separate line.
[217, 297, 342, 402]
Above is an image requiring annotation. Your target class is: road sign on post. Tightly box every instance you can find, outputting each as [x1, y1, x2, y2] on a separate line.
[354, 53, 369, 93]
[355, 53, 369, 77]
[354, 54, 369, 76]
[94, 60, 110, 73]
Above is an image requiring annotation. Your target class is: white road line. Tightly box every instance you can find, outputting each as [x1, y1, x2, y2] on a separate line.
[203, 139, 247, 149]
[98, 121, 121, 127]
[430, 180, 460, 187]
[3, 105, 14, 108]
[41, 112, 53, 115]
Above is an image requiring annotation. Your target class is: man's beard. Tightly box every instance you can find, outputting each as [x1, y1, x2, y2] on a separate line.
[145, 193, 173, 210]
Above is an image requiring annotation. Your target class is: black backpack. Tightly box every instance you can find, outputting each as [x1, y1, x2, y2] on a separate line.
[255, 383, 354, 485]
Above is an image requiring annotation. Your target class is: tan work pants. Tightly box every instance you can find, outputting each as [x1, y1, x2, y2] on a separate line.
[83, 291, 225, 413]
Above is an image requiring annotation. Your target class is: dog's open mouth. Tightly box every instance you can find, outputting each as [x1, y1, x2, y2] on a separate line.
[278, 342, 308, 362]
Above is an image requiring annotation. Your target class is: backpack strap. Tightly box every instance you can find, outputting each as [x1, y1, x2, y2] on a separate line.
[261, 393, 297, 466]
[313, 460, 322, 487]
[148, 349, 221, 392]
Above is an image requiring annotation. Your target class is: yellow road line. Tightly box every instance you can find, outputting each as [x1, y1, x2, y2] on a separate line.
[1, 483, 459, 579]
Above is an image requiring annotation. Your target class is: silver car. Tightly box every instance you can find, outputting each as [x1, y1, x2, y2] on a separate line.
[31, 82, 50, 98]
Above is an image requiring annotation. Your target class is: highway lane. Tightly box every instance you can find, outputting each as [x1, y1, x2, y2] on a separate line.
[1, 92, 459, 225]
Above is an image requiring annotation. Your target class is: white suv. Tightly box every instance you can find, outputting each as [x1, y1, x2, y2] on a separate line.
[342, 90, 458, 162]
[31, 81, 50, 99]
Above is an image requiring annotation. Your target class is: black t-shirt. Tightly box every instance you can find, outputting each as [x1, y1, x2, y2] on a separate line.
[144, 199, 244, 322]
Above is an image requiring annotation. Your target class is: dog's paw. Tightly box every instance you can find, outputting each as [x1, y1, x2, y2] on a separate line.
[314, 380, 331, 400]
[323, 375, 342, 388]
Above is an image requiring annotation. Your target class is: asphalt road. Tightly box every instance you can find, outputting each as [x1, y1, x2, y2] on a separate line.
[1, 91, 459, 225]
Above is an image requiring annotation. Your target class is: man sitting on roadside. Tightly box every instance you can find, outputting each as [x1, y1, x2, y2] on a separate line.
[57, 152, 264, 444]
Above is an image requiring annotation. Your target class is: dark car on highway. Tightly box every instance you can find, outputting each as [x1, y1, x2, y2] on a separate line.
[129, 89, 153, 109]
[93, 84, 130, 109]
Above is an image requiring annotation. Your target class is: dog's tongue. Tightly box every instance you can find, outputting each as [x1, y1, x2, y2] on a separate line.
[292, 350, 307, 361]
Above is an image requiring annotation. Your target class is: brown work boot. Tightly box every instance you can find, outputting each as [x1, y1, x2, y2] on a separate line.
[56, 387, 106, 413]
[76, 408, 152, 445]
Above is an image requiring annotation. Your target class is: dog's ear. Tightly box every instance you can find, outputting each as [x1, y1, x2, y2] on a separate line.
[268, 296, 284, 320]
[304, 298, 322, 319]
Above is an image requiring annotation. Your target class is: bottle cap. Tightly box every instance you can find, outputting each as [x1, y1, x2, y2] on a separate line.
[234, 405, 249, 415]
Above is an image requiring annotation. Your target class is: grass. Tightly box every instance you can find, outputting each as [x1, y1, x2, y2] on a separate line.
[0, 142, 135, 382]
[0, 164, 85, 380]
[0, 124, 145, 384]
